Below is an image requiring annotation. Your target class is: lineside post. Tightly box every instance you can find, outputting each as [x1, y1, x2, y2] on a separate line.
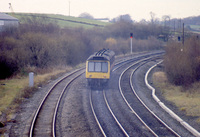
[130, 33, 133, 54]
[29, 72, 34, 87]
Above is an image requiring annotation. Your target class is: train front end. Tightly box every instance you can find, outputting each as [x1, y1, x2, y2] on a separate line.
[86, 58, 110, 85]
[86, 49, 115, 86]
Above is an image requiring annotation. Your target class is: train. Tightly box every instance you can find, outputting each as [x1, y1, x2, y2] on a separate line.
[86, 49, 115, 86]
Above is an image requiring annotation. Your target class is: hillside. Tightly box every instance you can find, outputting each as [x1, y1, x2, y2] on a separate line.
[8, 13, 110, 28]
[170, 15, 200, 32]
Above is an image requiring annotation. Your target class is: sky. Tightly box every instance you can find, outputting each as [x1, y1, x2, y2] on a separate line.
[1, 0, 200, 21]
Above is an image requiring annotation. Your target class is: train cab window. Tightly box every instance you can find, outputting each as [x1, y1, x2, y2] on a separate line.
[88, 62, 95, 72]
[88, 61, 108, 73]
[102, 62, 108, 72]
[95, 62, 101, 72]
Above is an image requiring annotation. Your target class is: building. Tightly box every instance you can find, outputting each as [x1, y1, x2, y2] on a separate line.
[0, 13, 19, 31]
[95, 18, 110, 22]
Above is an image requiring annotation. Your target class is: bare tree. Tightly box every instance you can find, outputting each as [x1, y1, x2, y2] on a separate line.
[162, 15, 171, 27]
[150, 12, 156, 24]
[150, 12, 160, 24]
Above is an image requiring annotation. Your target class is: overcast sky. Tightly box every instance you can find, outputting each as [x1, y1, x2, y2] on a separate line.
[1, 0, 200, 21]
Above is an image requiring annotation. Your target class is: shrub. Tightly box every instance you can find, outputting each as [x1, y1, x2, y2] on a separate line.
[0, 17, 166, 79]
[164, 36, 200, 86]
[0, 55, 18, 79]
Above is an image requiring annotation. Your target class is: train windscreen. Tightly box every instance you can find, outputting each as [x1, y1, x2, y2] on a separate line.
[88, 62, 108, 73]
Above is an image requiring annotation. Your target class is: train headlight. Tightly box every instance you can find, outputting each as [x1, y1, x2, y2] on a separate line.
[89, 75, 92, 78]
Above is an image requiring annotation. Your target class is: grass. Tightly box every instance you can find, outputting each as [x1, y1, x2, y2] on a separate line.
[9, 13, 110, 29]
[152, 71, 200, 123]
[0, 67, 72, 117]
[190, 25, 200, 30]
[0, 78, 27, 113]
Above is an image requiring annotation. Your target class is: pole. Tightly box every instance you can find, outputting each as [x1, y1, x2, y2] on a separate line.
[182, 23, 184, 45]
[174, 20, 175, 35]
[130, 33, 133, 54]
[69, 1, 70, 16]
[130, 37, 132, 54]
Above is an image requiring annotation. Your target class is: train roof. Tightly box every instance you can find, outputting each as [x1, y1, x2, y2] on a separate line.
[87, 49, 115, 61]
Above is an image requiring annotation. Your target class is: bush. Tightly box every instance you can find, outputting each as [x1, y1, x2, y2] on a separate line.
[164, 36, 200, 86]
[0, 55, 18, 79]
[0, 17, 166, 79]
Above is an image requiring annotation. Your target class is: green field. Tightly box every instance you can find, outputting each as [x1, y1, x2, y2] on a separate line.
[9, 13, 111, 28]
[190, 25, 200, 30]
[189, 25, 200, 34]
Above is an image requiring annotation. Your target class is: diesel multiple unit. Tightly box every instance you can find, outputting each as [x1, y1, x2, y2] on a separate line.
[86, 49, 115, 86]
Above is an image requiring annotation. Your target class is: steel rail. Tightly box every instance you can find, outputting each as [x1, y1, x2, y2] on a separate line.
[113, 51, 164, 72]
[89, 90, 107, 137]
[103, 90, 129, 137]
[29, 68, 84, 137]
[52, 71, 84, 137]
[118, 58, 159, 137]
[89, 54, 162, 136]
[88, 53, 157, 136]
[129, 61, 181, 137]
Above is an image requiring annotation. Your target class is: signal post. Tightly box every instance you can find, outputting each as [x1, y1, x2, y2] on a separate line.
[130, 33, 133, 54]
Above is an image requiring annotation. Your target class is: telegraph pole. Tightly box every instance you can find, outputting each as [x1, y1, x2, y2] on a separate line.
[174, 20, 175, 35]
[69, 1, 70, 16]
[182, 23, 184, 45]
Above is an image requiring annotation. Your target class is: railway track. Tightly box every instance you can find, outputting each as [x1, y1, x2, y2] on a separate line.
[89, 53, 180, 136]
[118, 59, 180, 136]
[29, 68, 85, 137]
[22, 51, 195, 137]
[89, 53, 195, 136]
[27, 51, 161, 137]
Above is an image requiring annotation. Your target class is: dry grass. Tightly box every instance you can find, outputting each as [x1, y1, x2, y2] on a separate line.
[0, 66, 72, 117]
[153, 71, 200, 123]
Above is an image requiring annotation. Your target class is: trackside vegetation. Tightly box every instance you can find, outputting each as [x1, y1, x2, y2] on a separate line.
[164, 36, 200, 86]
[154, 36, 200, 125]
[0, 15, 165, 79]
[153, 72, 200, 125]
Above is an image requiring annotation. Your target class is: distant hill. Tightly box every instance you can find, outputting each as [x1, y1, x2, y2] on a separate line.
[171, 15, 200, 32]
[7, 13, 110, 28]
[181, 15, 200, 25]
[161, 15, 200, 33]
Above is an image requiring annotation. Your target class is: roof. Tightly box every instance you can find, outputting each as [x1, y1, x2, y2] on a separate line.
[87, 49, 115, 61]
[0, 13, 18, 21]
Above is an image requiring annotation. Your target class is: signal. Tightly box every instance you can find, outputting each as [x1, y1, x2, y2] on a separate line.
[130, 33, 133, 38]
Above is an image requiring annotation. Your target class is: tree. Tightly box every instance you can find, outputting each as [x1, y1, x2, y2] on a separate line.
[111, 14, 133, 23]
[79, 12, 94, 19]
[139, 19, 148, 24]
[162, 15, 171, 27]
[150, 12, 160, 24]
[105, 37, 117, 50]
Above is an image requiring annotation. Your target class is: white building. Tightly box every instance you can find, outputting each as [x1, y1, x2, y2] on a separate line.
[0, 13, 19, 31]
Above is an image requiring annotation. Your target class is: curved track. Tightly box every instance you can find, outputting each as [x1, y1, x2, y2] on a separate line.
[25, 51, 196, 137]
[118, 59, 180, 136]
[89, 53, 178, 136]
[29, 68, 84, 137]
